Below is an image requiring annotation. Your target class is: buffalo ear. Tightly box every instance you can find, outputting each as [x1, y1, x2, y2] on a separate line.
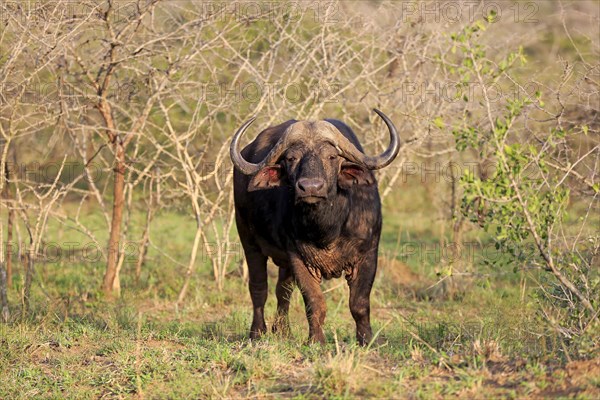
[338, 162, 374, 188]
[248, 165, 284, 191]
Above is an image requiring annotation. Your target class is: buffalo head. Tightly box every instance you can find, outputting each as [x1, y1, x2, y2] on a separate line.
[230, 109, 400, 204]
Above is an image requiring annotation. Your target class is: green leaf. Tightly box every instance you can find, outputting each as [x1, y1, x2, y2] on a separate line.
[432, 116, 445, 129]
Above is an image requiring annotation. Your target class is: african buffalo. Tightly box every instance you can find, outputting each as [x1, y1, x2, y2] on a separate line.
[230, 109, 400, 345]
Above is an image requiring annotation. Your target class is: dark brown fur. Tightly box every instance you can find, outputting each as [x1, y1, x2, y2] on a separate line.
[233, 119, 384, 345]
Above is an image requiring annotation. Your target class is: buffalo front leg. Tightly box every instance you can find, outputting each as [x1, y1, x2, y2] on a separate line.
[290, 255, 326, 344]
[348, 253, 377, 346]
[273, 267, 294, 336]
[246, 252, 268, 339]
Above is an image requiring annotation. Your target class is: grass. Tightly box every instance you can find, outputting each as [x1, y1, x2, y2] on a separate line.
[0, 187, 598, 399]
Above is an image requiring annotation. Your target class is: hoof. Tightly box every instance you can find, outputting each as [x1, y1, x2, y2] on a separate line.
[307, 333, 326, 345]
[249, 325, 266, 340]
[272, 317, 291, 337]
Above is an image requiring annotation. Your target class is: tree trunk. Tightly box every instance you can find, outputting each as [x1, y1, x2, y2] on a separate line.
[6, 214, 14, 286]
[3, 153, 14, 286]
[135, 181, 154, 284]
[0, 184, 8, 322]
[177, 221, 203, 305]
[5, 195, 14, 287]
[0, 262, 8, 322]
[102, 143, 126, 297]
[22, 248, 34, 314]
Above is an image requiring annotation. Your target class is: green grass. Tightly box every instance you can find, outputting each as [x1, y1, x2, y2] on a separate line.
[0, 189, 598, 399]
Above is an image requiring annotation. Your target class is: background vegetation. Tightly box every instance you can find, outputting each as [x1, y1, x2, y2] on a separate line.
[0, 1, 598, 398]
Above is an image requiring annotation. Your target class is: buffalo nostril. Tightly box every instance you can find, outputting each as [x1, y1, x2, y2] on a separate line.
[297, 178, 325, 194]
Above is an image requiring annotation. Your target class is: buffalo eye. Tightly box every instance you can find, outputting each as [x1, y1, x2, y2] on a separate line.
[328, 154, 337, 160]
[286, 156, 296, 162]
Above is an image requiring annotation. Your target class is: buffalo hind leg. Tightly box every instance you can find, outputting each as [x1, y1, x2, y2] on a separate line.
[348, 254, 377, 346]
[291, 255, 326, 344]
[273, 267, 294, 336]
[246, 252, 268, 339]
